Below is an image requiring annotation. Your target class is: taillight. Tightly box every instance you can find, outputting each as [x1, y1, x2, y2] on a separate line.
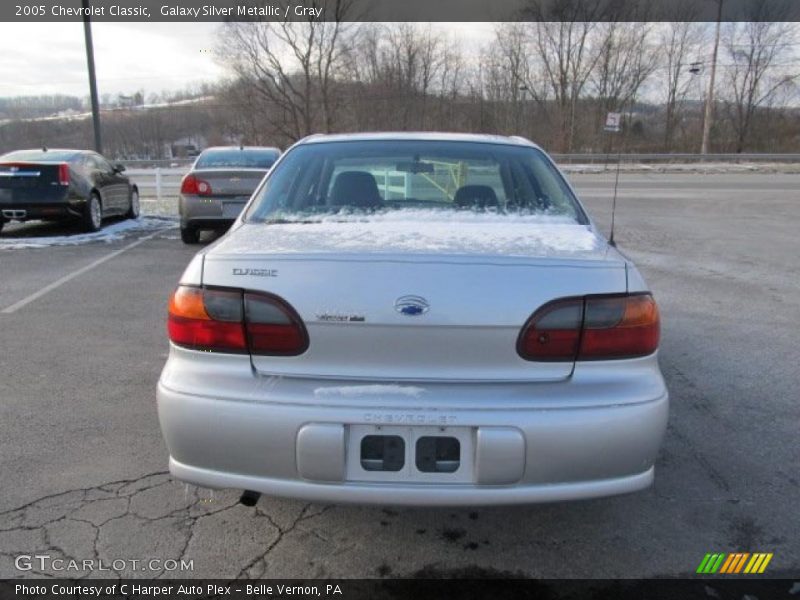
[518, 293, 660, 361]
[58, 163, 70, 186]
[517, 298, 583, 361]
[245, 292, 309, 355]
[168, 286, 246, 353]
[180, 174, 212, 196]
[167, 285, 308, 355]
[580, 294, 660, 359]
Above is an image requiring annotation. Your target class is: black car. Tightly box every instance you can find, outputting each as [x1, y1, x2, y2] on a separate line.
[0, 148, 139, 234]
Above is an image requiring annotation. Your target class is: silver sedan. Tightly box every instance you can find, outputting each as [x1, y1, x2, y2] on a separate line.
[179, 146, 280, 244]
[158, 133, 668, 506]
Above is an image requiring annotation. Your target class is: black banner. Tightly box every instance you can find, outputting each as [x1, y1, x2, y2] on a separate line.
[2, 579, 800, 600]
[3, 0, 800, 22]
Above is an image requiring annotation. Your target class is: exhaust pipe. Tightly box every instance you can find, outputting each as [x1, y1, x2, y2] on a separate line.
[239, 490, 261, 506]
[2, 209, 27, 219]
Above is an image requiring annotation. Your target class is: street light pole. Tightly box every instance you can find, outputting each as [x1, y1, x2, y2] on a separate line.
[701, 0, 723, 154]
[82, 0, 102, 154]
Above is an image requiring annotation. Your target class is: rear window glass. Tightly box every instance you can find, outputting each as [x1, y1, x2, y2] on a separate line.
[244, 140, 586, 224]
[1, 150, 79, 162]
[195, 149, 280, 169]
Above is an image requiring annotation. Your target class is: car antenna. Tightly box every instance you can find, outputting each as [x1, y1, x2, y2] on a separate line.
[609, 148, 622, 248]
[42, 145, 48, 152]
[603, 110, 624, 247]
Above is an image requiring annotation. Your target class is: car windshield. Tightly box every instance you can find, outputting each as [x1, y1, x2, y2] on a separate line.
[195, 148, 279, 169]
[1, 150, 80, 162]
[244, 140, 587, 224]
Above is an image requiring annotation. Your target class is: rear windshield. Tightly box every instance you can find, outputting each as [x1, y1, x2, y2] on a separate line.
[1, 150, 79, 162]
[244, 140, 586, 224]
[195, 148, 280, 169]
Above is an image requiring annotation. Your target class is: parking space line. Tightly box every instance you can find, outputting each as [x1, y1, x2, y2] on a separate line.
[1, 233, 160, 314]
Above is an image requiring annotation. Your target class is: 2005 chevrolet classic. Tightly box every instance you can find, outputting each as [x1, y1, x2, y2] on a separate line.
[157, 133, 668, 506]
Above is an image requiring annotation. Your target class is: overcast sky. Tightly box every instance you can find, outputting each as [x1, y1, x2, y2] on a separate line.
[0, 23, 225, 98]
[0, 22, 493, 99]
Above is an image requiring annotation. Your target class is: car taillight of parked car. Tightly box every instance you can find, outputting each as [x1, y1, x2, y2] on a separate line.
[180, 174, 213, 196]
[518, 293, 660, 361]
[58, 163, 70, 186]
[167, 285, 309, 355]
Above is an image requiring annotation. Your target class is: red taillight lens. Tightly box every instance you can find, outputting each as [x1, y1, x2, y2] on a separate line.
[180, 174, 212, 196]
[58, 163, 70, 186]
[579, 294, 660, 359]
[245, 292, 309, 355]
[167, 286, 307, 355]
[518, 293, 660, 362]
[517, 298, 583, 361]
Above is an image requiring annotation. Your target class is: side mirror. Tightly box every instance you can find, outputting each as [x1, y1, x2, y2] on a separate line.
[114, 163, 126, 173]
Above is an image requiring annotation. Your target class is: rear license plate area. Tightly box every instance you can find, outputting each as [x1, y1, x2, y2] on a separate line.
[346, 425, 473, 483]
[360, 435, 405, 471]
[222, 202, 245, 218]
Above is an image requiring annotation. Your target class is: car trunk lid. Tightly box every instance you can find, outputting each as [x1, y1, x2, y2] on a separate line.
[202, 221, 627, 382]
[0, 162, 68, 204]
[191, 168, 268, 198]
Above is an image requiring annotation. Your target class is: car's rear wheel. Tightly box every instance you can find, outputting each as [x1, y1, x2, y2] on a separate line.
[181, 225, 200, 244]
[126, 188, 140, 219]
[82, 193, 103, 232]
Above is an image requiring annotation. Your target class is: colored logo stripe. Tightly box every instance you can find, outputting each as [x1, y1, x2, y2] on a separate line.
[697, 553, 725, 574]
[697, 553, 773, 574]
[744, 553, 773, 574]
[720, 553, 750, 573]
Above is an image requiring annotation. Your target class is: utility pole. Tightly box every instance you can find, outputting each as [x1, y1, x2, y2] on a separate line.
[82, 0, 102, 154]
[701, 0, 723, 154]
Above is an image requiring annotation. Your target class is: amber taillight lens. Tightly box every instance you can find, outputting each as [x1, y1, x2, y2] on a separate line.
[167, 286, 308, 355]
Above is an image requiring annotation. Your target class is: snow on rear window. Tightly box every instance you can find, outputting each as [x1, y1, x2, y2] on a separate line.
[229, 209, 601, 257]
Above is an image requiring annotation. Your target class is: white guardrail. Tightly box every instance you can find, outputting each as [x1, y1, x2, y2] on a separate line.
[124, 153, 800, 200]
[550, 153, 800, 164]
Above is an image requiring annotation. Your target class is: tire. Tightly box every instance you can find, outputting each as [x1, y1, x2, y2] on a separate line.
[180, 225, 200, 244]
[0, 220, 4, 235]
[82, 193, 103, 232]
[126, 188, 140, 219]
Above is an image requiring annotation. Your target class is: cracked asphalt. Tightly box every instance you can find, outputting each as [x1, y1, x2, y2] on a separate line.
[0, 173, 798, 579]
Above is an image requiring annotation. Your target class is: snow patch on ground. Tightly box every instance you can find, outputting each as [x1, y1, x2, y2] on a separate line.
[222, 210, 602, 258]
[0, 216, 176, 250]
[314, 384, 426, 398]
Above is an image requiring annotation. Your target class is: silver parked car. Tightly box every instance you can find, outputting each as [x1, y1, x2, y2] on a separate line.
[179, 146, 280, 244]
[158, 133, 668, 506]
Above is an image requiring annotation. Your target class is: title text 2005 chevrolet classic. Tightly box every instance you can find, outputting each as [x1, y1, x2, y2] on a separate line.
[157, 133, 668, 506]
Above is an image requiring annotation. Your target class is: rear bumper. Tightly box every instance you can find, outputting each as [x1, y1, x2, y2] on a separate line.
[179, 194, 244, 229]
[170, 458, 655, 506]
[157, 347, 669, 506]
[0, 200, 80, 221]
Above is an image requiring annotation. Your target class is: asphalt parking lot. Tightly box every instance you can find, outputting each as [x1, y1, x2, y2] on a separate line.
[0, 172, 798, 579]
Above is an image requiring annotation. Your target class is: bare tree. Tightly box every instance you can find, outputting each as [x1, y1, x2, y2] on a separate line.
[590, 22, 659, 139]
[720, 5, 799, 152]
[217, 0, 355, 142]
[659, 17, 706, 150]
[523, 0, 607, 151]
[483, 24, 535, 134]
